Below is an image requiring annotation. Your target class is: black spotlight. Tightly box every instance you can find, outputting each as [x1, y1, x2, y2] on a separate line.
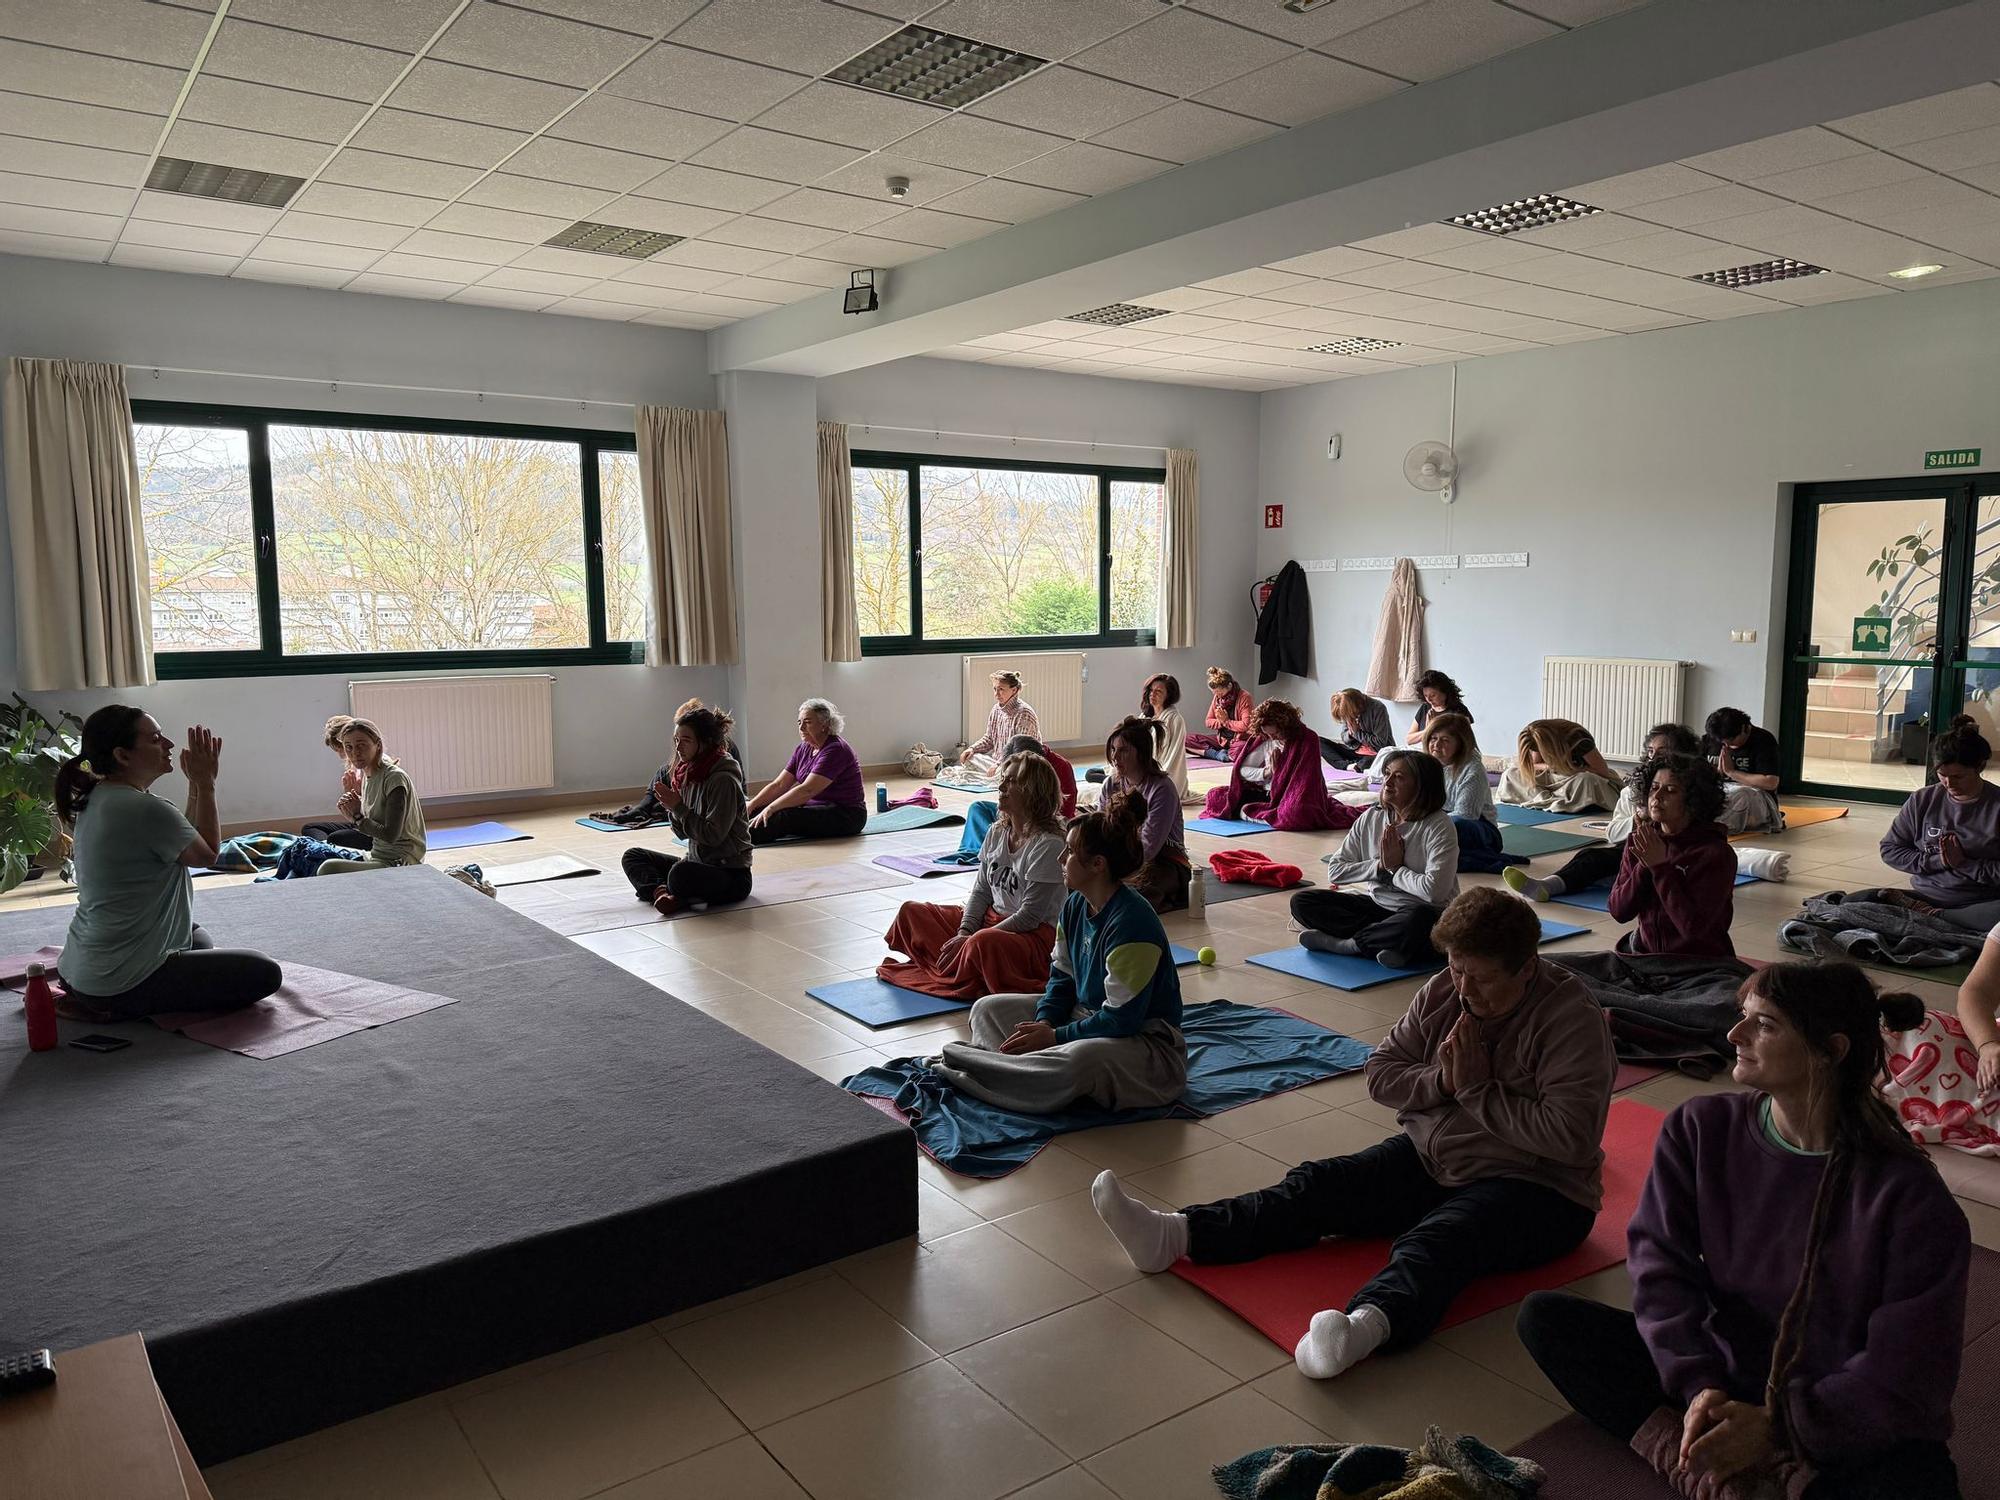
[843, 269, 879, 314]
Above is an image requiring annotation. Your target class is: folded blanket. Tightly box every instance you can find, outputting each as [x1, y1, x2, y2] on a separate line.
[1736, 846, 1790, 882]
[1550, 950, 1754, 1075]
[1779, 888, 1981, 970]
[887, 787, 938, 810]
[1215, 1428, 1544, 1500]
[1209, 848, 1303, 887]
[211, 831, 296, 873]
[1881, 1007, 2000, 1156]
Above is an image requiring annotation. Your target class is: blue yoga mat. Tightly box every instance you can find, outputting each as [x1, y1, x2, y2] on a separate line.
[428, 821, 531, 850]
[1244, 918, 1590, 992]
[574, 815, 669, 832]
[1493, 805, 1577, 827]
[1551, 870, 1762, 913]
[843, 1000, 1374, 1176]
[1187, 816, 1274, 837]
[811, 944, 1209, 1029]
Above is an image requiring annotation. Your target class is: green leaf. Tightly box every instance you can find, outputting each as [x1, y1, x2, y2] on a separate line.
[0, 849, 25, 897]
[1889, 563, 1901, 576]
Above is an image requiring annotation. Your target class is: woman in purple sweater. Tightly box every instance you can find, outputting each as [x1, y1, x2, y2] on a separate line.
[1101, 715, 1189, 912]
[745, 698, 867, 844]
[1881, 715, 2000, 930]
[1519, 960, 1968, 1499]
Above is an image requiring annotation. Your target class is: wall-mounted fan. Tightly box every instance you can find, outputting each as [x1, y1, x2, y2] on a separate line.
[1403, 440, 1458, 503]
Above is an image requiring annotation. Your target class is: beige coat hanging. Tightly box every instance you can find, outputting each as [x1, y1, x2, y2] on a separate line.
[1366, 557, 1425, 702]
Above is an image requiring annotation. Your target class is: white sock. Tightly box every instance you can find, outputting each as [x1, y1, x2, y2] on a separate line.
[1293, 1303, 1391, 1380]
[1091, 1169, 1189, 1272]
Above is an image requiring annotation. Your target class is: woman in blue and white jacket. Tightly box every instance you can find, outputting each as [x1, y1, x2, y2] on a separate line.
[932, 791, 1186, 1115]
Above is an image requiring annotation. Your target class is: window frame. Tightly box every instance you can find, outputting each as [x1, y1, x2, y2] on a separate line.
[851, 448, 1164, 657]
[134, 399, 644, 680]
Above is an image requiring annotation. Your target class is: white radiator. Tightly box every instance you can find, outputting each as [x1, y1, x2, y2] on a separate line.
[348, 675, 556, 797]
[1541, 657, 1688, 763]
[961, 651, 1085, 745]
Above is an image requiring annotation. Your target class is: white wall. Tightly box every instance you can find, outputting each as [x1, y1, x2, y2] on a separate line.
[1255, 274, 2000, 754]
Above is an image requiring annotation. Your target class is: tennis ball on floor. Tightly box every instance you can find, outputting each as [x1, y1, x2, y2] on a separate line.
[1197, 945, 1217, 966]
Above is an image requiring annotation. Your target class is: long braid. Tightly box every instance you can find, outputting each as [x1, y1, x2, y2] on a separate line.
[1764, 1143, 1851, 1448]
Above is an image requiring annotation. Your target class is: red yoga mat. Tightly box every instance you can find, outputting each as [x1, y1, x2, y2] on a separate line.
[1170, 1098, 1665, 1352]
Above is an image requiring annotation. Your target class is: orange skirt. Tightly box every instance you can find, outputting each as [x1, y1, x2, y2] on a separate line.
[877, 901, 1055, 1000]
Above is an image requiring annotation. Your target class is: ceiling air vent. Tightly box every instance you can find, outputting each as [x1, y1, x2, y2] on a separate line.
[1687, 257, 1828, 288]
[1307, 337, 1402, 356]
[1446, 193, 1602, 237]
[543, 221, 685, 259]
[144, 156, 304, 207]
[829, 25, 1047, 108]
[1064, 303, 1168, 327]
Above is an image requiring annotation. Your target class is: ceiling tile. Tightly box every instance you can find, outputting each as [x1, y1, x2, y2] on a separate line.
[1351, 221, 1478, 257]
[760, 185, 903, 231]
[110, 243, 242, 275]
[1682, 125, 1868, 182]
[0, 169, 134, 215]
[1605, 227, 1755, 274]
[233, 260, 355, 289]
[181, 77, 370, 144]
[1747, 150, 1925, 203]
[667, 0, 898, 74]
[547, 94, 733, 157]
[653, 238, 782, 274]
[1002, 141, 1169, 195]
[1506, 0, 1648, 21]
[1070, 8, 1293, 97]
[1413, 234, 1556, 271]
[388, 59, 583, 132]
[507, 136, 671, 191]
[370, 249, 509, 282]
[1904, 123, 2000, 174]
[0, 40, 183, 113]
[1685, 202, 1849, 257]
[0, 0, 211, 67]
[320, 150, 486, 200]
[867, 206, 999, 247]
[507, 243, 635, 277]
[504, 0, 705, 36]
[565, 276, 690, 307]
[0, 201, 127, 240]
[702, 215, 841, 253]
[1324, 0, 1558, 82]
[602, 43, 808, 121]
[546, 295, 650, 320]
[609, 258, 735, 291]
[1, 91, 161, 152]
[1506, 209, 1655, 250]
[430, 0, 648, 87]
[119, 218, 262, 256]
[590, 195, 733, 236]
[812, 231, 933, 266]
[1194, 294, 1303, 321]
[459, 172, 617, 218]
[1192, 267, 1311, 297]
[1831, 83, 2000, 149]
[1091, 101, 1276, 163]
[478, 263, 602, 294]
[918, 0, 1163, 58]
[293, 181, 447, 227]
[752, 80, 949, 150]
[637, 306, 727, 327]
[969, 66, 1171, 138]
[395, 228, 528, 265]
[427, 202, 575, 242]
[1628, 183, 1789, 229]
[1264, 245, 1391, 277]
[1194, 50, 1402, 127]
[690, 127, 866, 184]
[712, 273, 819, 305]
[349, 109, 528, 170]
[449, 284, 560, 310]
[344, 271, 462, 299]
[1815, 175, 2000, 229]
[1134, 286, 1235, 311]
[1183, 0, 1428, 47]
[894, 113, 1070, 174]
[756, 255, 851, 288]
[227, 0, 460, 52]
[268, 210, 409, 249]
[1328, 259, 1460, 290]
[815, 152, 983, 205]
[631, 164, 791, 214]
[202, 20, 411, 103]
[130, 190, 282, 234]
[928, 177, 1080, 223]
[163, 120, 331, 179]
[1559, 161, 1720, 210]
[247, 237, 384, 270]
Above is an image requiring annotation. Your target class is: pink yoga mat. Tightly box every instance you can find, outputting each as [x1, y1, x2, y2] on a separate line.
[1612, 1062, 1663, 1093]
[1170, 1098, 1664, 1351]
[151, 963, 457, 1059]
[0, 945, 63, 988]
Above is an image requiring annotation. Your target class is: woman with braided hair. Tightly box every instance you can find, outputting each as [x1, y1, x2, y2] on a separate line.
[1517, 960, 1968, 1498]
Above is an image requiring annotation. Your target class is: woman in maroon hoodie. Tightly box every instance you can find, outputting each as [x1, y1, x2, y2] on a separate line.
[1607, 753, 1738, 958]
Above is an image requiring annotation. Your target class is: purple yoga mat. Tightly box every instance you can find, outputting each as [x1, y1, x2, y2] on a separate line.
[151, 963, 457, 1059]
[873, 853, 974, 879]
[0, 945, 63, 988]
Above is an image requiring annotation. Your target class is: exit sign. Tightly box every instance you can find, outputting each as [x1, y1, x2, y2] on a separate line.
[1926, 448, 1981, 469]
[1264, 504, 1284, 528]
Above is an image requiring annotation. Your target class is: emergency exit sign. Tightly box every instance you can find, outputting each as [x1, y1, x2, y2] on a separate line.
[1264, 504, 1284, 528]
[1925, 448, 1981, 469]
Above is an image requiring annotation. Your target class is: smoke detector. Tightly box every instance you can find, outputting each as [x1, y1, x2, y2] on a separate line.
[886, 175, 911, 200]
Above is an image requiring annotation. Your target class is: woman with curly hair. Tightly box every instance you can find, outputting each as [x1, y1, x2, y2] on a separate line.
[1402, 670, 1471, 744]
[1139, 673, 1191, 800]
[1322, 687, 1395, 770]
[1188, 666, 1254, 759]
[1500, 717, 1624, 813]
[1203, 698, 1359, 832]
[1605, 752, 1738, 958]
[1508, 723, 1699, 903]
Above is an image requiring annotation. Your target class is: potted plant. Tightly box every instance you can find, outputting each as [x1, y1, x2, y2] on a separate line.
[0, 695, 83, 895]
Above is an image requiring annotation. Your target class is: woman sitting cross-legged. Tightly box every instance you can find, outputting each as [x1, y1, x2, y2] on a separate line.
[318, 717, 428, 875]
[1602, 753, 1738, 958]
[747, 697, 867, 844]
[1103, 714, 1192, 912]
[1403, 669, 1472, 745]
[880, 752, 1065, 999]
[1518, 962, 1966, 1500]
[1204, 699, 1360, 833]
[1094, 886, 1614, 1380]
[960, 670, 1039, 776]
[1704, 705, 1785, 835]
[1418, 712, 1512, 874]
[928, 791, 1186, 1115]
[620, 705, 752, 916]
[1322, 687, 1395, 769]
[1291, 749, 1459, 971]
[1500, 717, 1624, 813]
[53, 707, 283, 1018]
[1139, 673, 1192, 801]
[1880, 714, 2000, 930]
[298, 714, 371, 850]
[1187, 666, 1253, 758]
[954, 734, 1077, 856]
[593, 696, 740, 828]
[1507, 722, 1698, 903]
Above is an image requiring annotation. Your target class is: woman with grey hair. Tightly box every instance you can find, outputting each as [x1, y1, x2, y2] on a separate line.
[745, 697, 868, 843]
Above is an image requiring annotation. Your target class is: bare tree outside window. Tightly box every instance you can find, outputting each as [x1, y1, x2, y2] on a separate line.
[597, 450, 648, 644]
[1110, 479, 1164, 630]
[919, 465, 1098, 639]
[852, 465, 910, 636]
[135, 423, 261, 652]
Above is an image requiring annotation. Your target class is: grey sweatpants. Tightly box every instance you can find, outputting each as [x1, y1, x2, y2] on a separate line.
[931, 994, 1188, 1115]
[1717, 784, 1784, 835]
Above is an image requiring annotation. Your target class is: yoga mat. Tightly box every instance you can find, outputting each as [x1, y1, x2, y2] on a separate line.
[427, 821, 531, 851]
[810, 943, 1210, 1029]
[1779, 803, 1850, 830]
[1203, 868, 1313, 905]
[1493, 805, 1578, 827]
[932, 776, 1001, 795]
[872, 852, 974, 879]
[1322, 766, 1366, 785]
[1855, 953, 1977, 987]
[1188, 816, 1276, 837]
[151, 963, 458, 1059]
[484, 854, 600, 887]
[1613, 1061, 1664, 1093]
[520, 862, 905, 935]
[863, 804, 965, 835]
[0, 945, 63, 988]
[1500, 825, 1602, 858]
[1243, 918, 1589, 992]
[574, 815, 668, 833]
[1171, 1099, 1664, 1350]
[1550, 870, 1761, 914]
[845, 1001, 1374, 1176]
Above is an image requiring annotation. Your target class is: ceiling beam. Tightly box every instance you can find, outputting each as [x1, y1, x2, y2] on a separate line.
[707, 0, 2000, 377]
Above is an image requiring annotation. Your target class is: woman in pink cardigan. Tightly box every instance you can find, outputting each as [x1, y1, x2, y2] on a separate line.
[1188, 667, 1253, 758]
[1203, 699, 1358, 832]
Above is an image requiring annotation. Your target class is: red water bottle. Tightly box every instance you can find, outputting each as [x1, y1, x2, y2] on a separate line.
[23, 963, 56, 1053]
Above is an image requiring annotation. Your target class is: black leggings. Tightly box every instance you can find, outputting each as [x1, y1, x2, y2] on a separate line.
[621, 848, 752, 906]
[1551, 841, 1625, 892]
[749, 802, 867, 844]
[1319, 737, 1366, 768]
[1290, 889, 1441, 962]
[59, 926, 283, 1019]
[299, 821, 371, 850]
[1516, 1292, 1962, 1499]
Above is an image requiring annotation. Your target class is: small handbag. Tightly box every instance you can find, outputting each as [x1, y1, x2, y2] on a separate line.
[903, 742, 944, 779]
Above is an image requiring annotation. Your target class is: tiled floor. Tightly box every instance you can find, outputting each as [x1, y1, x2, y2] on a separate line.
[9, 777, 1991, 1499]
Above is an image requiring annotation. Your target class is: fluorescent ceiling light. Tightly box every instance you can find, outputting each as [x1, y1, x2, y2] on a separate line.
[544, 221, 684, 258]
[1686, 257, 1827, 288]
[1283, 0, 1341, 11]
[145, 156, 303, 207]
[1887, 264, 1945, 280]
[1064, 303, 1168, 326]
[829, 25, 1047, 108]
[1307, 337, 1402, 355]
[1446, 193, 1602, 237]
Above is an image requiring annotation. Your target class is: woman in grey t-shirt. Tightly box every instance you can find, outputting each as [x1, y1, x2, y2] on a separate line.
[54, 706, 281, 1018]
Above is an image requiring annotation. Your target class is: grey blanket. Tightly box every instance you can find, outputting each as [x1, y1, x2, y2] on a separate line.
[1550, 951, 1754, 1076]
[1778, 888, 1981, 969]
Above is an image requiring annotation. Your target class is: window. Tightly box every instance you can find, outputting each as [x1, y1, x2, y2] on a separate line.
[852, 451, 1163, 655]
[133, 402, 644, 678]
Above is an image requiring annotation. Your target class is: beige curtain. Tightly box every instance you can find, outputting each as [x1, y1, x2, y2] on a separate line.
[2, 358, 153, 691]
[635, 405, 738, 667]
[818, 420, 860, 662]
[1159, 447, 1198, 648]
